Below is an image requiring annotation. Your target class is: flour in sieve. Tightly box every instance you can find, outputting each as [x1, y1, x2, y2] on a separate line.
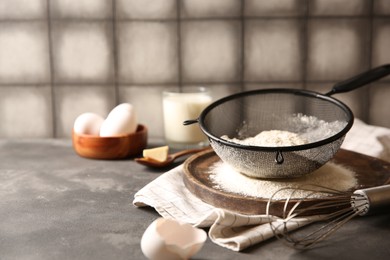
[222, 114, 348, 146]
[222, 130, 308, 147]
[290, 114, 348, 144]
[208, 162, 357, 199]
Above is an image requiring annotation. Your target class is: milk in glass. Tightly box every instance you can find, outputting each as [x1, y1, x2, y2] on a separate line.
[163, 88, 212, 149]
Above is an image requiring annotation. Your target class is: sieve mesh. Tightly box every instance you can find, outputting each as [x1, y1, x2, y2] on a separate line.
[199, 89, 353, 178]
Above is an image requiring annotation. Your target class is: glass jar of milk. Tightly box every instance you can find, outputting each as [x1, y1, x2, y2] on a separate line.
[162, 87, 212, 149]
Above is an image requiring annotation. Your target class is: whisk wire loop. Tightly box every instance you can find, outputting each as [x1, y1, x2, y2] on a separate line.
[284, 209, 360, 249]
[267, 184, 390, 249]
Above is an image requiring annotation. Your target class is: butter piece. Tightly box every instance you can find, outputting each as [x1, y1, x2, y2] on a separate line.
[143, 146, 169, 162]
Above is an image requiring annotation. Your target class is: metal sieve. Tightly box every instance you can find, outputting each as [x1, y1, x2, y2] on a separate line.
[185, 64, 390, 179]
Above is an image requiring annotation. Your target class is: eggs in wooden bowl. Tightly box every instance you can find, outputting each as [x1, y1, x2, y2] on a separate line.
[72, 103, 147, 159]
[72, 124, 147, 159]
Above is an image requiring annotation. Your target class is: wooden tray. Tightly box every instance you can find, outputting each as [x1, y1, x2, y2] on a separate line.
[182, 149, 390, 216]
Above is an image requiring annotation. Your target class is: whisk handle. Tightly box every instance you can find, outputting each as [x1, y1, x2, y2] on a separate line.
[352, 185, 390, 216]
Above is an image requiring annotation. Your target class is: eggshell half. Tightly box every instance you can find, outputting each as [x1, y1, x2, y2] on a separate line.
[73, 112, 104, 135]
[141, 218, 207, 260]
[100, 103, 138, 137]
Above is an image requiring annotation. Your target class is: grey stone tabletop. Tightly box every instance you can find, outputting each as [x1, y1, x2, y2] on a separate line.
[0, 139, 389, 260]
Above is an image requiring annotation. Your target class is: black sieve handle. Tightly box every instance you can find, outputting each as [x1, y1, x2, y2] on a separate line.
[183, 119, 199, 125]
[325, 64, 390, 96]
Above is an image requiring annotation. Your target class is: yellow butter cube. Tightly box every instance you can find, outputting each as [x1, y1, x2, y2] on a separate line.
[143, 146, 169, 162]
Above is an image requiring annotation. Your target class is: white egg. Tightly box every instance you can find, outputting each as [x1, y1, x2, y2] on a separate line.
[73, 112, 104, 135]
[99, 103, 138, 137]
[141, 218, 207, 260]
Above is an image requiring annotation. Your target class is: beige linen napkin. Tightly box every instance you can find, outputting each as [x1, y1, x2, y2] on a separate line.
[133, 119, 390, 251]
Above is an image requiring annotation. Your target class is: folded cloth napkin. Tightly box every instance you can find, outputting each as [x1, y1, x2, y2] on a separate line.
[133, 119, 390, 251]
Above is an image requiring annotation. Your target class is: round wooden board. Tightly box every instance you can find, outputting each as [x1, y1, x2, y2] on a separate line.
[182, 149, 390, 216]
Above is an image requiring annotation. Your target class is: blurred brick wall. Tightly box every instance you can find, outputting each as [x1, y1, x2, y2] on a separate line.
[0, 0, 389, 138]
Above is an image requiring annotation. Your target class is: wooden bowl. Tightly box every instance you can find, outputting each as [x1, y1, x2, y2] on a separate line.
[72, 124, 148, 159]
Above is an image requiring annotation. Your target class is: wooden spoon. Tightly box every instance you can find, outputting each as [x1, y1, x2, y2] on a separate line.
[135, 146, 211, 168]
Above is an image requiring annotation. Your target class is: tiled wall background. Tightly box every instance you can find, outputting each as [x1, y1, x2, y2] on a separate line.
[0, 0, 389, 139]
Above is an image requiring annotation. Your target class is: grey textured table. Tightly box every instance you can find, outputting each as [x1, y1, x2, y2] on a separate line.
[1, 139, 389, 260]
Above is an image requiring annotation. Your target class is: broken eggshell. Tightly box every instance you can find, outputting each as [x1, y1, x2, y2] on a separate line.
[141, 218, 207, 260]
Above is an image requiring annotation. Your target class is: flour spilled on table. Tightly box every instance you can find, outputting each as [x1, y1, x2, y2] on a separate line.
[208, 161, 357, 199]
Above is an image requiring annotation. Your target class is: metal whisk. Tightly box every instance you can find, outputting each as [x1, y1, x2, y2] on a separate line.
[266, 184, 390, 249]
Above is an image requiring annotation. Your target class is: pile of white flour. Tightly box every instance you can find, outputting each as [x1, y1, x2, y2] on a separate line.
[208, 161, 357, 199]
